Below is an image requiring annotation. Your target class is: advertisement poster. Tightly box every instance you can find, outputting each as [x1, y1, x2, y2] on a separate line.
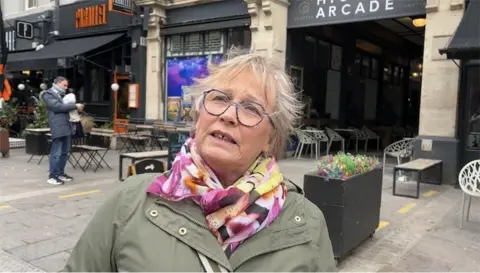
[167, 97, 182, 122]
[166, 55, 223, 121]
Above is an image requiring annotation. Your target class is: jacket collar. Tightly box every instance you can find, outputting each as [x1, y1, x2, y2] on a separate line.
[44, 88, 63, 101]
[146, 181, 312, 271]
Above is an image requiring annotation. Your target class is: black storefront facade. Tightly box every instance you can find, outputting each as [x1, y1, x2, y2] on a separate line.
[286, 0, 426, 130]
[440, 0, 480, 181]
[160, 0, 251, 122]
[286, 0, 475, 185]
[5, 10, 55, 109]
[7, 0, 147, 123]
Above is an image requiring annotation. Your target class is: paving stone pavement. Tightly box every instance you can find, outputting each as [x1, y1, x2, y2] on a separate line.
[1, 148, 479, 272]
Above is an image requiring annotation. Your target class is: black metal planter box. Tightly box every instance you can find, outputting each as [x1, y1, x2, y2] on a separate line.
[304, 167, 383, 261]
[25, 133, 48, 155]
[87, 134, 110, 148]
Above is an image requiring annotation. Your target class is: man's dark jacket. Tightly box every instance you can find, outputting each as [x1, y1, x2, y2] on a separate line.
[40, 89, 76, 139]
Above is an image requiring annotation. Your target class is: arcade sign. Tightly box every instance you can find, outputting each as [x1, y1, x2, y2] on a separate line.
[288, 0, 426, 29]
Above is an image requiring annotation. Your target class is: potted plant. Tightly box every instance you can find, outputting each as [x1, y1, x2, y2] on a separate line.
[88, 121, 114, 149]
[303, 153, 382, 261]
[24, 96, 49, 156]
[0, 99, 17, 157]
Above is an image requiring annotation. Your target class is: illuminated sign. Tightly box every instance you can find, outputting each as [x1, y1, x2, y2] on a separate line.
[75, 4, 107, 29]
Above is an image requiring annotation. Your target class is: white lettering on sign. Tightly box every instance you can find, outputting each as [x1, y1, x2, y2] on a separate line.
[355, 2, 365, 14]
[386, 0, 394, 10]
[342, 4, 351, 15]
[316, 0, 393, 19]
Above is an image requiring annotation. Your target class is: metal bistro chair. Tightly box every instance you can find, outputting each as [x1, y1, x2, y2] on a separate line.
[383, 139, 414, 178]
[304, 126, 329, 156]
[458, 160, 480, 229]
[347, 127, 369, 153]
[362, 126, 381, 152]
[325, 127, 345, 155]
[294, 129, 318, 159]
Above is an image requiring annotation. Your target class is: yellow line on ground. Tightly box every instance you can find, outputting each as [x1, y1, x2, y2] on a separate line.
[398, 202, 416, 214]
[58, 189, 101, 199]
[423, 190, 438, 197]
[376, 221, 390, 231]
[0, 205, 10, 209]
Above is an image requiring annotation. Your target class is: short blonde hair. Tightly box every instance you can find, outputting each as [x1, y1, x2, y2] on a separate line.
[189, 48, 303, 158]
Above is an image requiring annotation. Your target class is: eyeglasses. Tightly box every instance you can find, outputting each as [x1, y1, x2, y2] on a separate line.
[202, 89, 275, 128]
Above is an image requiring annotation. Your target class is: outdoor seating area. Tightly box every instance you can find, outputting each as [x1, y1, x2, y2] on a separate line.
[292, 124, 413, 160]
[19, 121, 192, 180]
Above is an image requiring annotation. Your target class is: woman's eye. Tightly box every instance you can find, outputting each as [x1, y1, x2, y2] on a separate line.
[212, 96, 228, 101]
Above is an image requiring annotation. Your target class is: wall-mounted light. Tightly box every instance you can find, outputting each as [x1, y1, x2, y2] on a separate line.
[111, 83, 119, 92]
[40, 83, 48, 90]
[412, 72, 419, 77]
[132, 42, 138, 49]
[413, 18, 426, 28]
[18, 84, 26, 91]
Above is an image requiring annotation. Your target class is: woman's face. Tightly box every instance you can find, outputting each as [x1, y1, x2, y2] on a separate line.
[194, 70, 275, 177]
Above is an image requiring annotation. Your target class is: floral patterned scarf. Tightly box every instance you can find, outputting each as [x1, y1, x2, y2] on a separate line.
[147, 138, 287, 256]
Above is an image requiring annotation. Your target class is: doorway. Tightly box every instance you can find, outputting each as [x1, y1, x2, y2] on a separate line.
[459, 62, 480, 168]
[114, 74, 130, 120]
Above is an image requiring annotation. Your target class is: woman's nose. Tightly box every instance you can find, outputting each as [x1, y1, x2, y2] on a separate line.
[219, 104, 238, 125]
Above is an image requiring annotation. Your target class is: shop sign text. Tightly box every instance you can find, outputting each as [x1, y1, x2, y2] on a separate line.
[75, 4, 107, 29]
[288, 0, 426, 28]
[316, 0, 393, 19]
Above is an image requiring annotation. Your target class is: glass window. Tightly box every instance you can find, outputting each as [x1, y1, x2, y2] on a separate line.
[5, 30, 15, 51]
[467, 66, 480, 133]
[393, 66, 400, 85]
[400, 67, 405, 84]
[203, 31, 224, 55]
[467, 66, 480, 149]
[166, 31, 225, 57]
[383, 64, 391, 83]
[362, 56, 371, 78]
[184, 33, 202, 56]
[317, 39, 331, 69]
[227, 27, 251, 49]
[371, 58, 378, 79]
[25, 0, 37, 9]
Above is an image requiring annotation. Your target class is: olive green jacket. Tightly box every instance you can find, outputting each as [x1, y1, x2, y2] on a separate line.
[64, 174, 336, 272]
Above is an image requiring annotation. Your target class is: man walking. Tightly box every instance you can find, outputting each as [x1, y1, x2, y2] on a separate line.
[40, 76, 84, 185]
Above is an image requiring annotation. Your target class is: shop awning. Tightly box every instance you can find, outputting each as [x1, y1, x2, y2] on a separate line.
[7, 33, 124, 71]
[439, 0, 480, 59]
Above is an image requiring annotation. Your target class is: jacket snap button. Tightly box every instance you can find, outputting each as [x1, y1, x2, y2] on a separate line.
[149, 210, 159, 217]
[179, 227, 188, 235]
[294, 216, 301, 222]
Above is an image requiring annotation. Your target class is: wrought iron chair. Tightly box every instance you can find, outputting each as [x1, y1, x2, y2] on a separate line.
[293, 128, 318, 159]
[382, 139, 414, 178]
[458, 160, 480, 229]
[325, 127, 345, 155]
[304, 126, 329, 156]
[362, 126, 381, 152]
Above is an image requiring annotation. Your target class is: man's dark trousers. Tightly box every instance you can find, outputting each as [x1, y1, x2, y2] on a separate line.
[49, 135, 71, 177]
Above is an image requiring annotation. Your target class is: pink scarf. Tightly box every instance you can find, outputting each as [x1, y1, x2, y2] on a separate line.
[147, 138, 287, 255]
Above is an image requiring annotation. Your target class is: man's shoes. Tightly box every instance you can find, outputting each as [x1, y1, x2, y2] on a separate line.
[58, 174, 74, 182]
[47, 176, 64, 185]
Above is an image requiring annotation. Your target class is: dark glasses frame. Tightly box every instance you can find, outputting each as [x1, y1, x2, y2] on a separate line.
[202, 89, 275, 128]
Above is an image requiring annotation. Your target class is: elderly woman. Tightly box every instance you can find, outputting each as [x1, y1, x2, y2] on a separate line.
[64, 50, 336, 272]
